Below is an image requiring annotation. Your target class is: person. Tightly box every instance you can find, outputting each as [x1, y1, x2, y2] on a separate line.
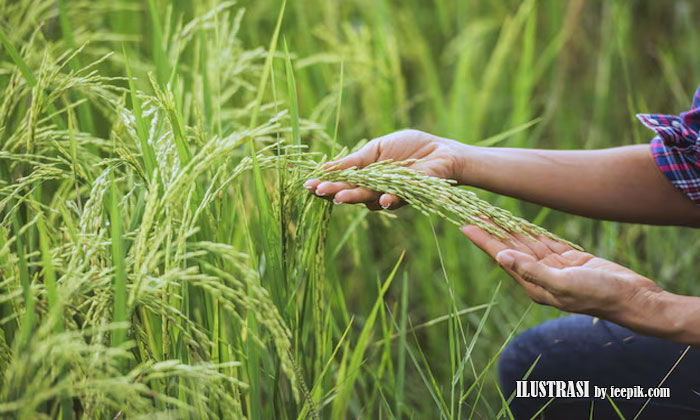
[304, 86, 700, 419]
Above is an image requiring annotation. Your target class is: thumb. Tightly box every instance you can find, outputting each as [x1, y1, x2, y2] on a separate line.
[496, 250, 560, 290]
[325, 140, 379, 170]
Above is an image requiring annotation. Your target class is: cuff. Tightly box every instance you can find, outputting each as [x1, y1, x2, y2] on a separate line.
[650, 137, 700, 206]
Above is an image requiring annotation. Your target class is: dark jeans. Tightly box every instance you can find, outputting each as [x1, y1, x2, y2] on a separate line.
[498, 315, 700, 419]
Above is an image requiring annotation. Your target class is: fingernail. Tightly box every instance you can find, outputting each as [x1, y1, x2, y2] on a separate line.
[333, 198, 342, 205]
[381, 203, 390, 210]
[304, 184, 313, 191]
[496, 251, 514, 267]
[303, 180, 314, 188]
[316, 191, 326, 196]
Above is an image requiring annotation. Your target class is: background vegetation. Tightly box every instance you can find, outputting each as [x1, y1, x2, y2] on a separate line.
[0, 0, 698, 418]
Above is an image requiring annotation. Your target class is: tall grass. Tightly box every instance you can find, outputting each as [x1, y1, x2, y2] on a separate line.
[0, 0, 698, 418]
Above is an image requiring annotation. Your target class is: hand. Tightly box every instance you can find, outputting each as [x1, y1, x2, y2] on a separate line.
[304, 129, 467, 210]
[460, 225, 663, 319]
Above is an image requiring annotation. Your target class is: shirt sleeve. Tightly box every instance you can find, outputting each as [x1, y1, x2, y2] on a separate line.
[636, 85, 700, 207]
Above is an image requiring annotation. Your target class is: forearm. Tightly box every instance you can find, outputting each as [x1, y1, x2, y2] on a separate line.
[458, 144, 700, 227]
[613, 288, 700, 347]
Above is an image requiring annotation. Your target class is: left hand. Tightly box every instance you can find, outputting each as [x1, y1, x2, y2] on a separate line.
[460, 225, 663, 319]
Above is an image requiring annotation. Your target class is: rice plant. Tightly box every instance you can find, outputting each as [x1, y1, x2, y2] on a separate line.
[312, 158, 580, 248]
[0, 0, 697, 419]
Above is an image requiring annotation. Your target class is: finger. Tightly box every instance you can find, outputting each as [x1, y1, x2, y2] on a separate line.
[462, 223, 537, 260]
[465, 227, 560, 306]
[325, 140, 380, 170]
[511, 232, 552, 260]
[303, 179, 322, 193]
[335, 187, 381, 204]
[502, 265, 558, 306]
[460, 225, 511, 260]
[378, 193, 403, 210]
[315, 181, 355, 197]
[560, 249, 596, 265]
[471, 217, 536, 255]
[537, 234, 574, 254]
[496, 250, 562, 292]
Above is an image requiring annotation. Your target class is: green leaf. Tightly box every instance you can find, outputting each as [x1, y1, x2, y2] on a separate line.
[331, 251, 405, 418]
[109, 169, 127, 350]
[245, 0, 287, 311]
[283, 40, 300, 146]
[123, 46, 159, 183]
[147, 0, 169, 85]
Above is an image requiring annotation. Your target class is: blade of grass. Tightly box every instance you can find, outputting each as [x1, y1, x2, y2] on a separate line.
[57, 0, 95, 134]
[37, 212, 74, 420]
[67, 112, 82, 210]
[199, 25, 213, 131]
[236, 188, 262, 419]
[474, 117, 542, 147]
[331, 250, 405, 418]
[529, 397, 556, 420]
[460, 303, 533, 403]
[494, 377, 516, 420]
[452, 282, 500, 386]
[401, 314, 453, 418]
[109, 169, 127, 352]
[0, 27, 36, 85]
[473, 0, 534, 139]
[298, 316, 354, 419]
[248, 0, 286, 130]
[373, 303, 493, 346]
[11, 210, 33, 349]
[395, 272, 408, 420]
[147, 0, 169, 85]
[510, 2, 536, 148]
[331, 61, 344, 155]
[330, 208, 368, 259]
[245, 0, 287, 312]
[123, 46, 158, 183]
[283, 39, 300, 146]
[37, 214, 61, 333]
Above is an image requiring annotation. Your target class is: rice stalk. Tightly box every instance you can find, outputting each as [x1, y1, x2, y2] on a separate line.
[312, 158, 581, 249]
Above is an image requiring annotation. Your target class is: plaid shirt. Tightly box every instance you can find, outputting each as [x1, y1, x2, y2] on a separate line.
[637, 85, 700, 206]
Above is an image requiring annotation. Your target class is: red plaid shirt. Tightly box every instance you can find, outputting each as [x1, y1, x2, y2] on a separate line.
[637, 85, 700, 207]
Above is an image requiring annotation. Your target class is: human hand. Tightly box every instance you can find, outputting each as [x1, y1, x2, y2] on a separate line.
[460, 225, 663, 319]
[304, 129, 467, 210]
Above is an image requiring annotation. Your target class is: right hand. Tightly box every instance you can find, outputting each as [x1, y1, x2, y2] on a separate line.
[304, 129, 467, 210]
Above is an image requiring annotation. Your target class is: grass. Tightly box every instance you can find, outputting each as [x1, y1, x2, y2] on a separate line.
[0, 0, 699, 419]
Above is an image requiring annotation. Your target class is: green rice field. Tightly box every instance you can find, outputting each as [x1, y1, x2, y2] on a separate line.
[0, 0, 698, 418]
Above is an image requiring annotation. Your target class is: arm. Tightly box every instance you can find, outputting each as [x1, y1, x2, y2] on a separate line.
[619, 290, 700, 346]
[461, 225, 700, 346]
[305, 130, 700, 226]
[460, 144, 700, 227]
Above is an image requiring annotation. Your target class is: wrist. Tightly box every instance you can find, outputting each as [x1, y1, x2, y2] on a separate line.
[449, 141, 484, 186]
[614, 284, 700, 345]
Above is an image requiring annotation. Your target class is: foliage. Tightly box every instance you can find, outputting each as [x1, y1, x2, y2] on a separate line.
[0, 0, 698, 418]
